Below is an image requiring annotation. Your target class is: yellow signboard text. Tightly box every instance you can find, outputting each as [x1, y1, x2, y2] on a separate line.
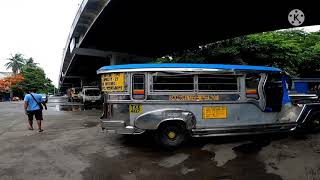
[101, 73, 125, 92]
[202, 106, 227, 119]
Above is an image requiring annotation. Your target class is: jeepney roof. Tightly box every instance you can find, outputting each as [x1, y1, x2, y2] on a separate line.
[97, 63, 281, 74]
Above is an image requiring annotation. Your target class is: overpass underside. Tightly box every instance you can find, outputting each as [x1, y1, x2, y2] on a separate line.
[59, 0, 319, 91]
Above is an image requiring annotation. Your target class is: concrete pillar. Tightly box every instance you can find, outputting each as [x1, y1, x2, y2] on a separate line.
[110, 53, 130, 65]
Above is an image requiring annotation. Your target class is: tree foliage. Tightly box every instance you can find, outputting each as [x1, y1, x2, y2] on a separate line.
[0, 75, 24, 92]
[155, 30, 320, 76]
[2, 53, 56, 97]
[4, 53, 25, 75]
[12, 66, 53, 95]
[24, 57, 39, 68]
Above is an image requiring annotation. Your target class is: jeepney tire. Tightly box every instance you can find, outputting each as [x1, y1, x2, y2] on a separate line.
[154, 122, 187, 149]
[305, 111, 320, 132]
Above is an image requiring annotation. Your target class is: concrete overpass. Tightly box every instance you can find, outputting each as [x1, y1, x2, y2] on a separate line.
[59, 0, 319, 91]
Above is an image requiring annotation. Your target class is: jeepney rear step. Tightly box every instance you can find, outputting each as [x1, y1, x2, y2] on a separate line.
[100, 120, 145, 134]
[192, 123, 297, 137]
[100, 120, 125, 129]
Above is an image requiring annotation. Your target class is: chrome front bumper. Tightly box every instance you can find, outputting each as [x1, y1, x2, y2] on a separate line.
[100, 119, 144, 135]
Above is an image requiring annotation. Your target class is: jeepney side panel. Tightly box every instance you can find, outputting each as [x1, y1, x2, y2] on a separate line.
[104, 70, 289, 131]
[103, 72, 131, 124]
[131, 103, 279, 130]
[129, 72, 279, 130]
[235, 73, 279, 124]
[133, 108, 196, 130]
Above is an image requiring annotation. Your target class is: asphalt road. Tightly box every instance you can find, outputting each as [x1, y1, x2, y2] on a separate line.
[1, 96, 320, 180]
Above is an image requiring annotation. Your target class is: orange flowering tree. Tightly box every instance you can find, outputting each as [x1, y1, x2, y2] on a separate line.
[0, 75, 24, 92]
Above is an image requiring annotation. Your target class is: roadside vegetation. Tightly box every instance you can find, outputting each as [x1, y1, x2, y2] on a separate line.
[1, 53, 56, 98]
[155, 30, 320, 77]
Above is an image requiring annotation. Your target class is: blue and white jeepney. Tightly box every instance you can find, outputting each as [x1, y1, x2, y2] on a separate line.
[97, 64, 320, 148]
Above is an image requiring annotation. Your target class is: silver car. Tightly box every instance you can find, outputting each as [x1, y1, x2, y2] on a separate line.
[40, 94, 48, 103]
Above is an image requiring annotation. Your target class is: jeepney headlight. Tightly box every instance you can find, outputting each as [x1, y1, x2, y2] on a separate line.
[182, 112, 190, 116]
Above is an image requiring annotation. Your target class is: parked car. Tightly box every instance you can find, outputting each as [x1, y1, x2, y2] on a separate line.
[12, 97, 20, 101]
[79, 86, 102, 108]
[40, 94, 48, 103]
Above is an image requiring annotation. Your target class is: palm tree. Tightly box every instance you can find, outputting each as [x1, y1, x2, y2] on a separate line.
[24, 57, 38, 68]
[4, 53, 25, 75]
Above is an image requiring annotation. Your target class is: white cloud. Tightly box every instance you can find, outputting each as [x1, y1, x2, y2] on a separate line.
[0, 0, 82, 87]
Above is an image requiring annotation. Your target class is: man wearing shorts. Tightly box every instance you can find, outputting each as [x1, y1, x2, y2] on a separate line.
[24, 88, 47, 132]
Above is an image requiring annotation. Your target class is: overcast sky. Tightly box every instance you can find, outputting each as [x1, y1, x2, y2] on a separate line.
[0, 0, 82, 87]
[0, 2, 319, 88]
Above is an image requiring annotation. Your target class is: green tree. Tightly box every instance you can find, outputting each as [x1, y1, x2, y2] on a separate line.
[154, 30, 320, 77]
[4, 54, 55, 97]
[4, 53, 25, 75]
[12, 66, 54, 96]
[24, 57, 38, 68]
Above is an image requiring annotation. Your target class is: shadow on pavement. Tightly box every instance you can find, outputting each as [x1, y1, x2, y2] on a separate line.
[115, 132, 294, 153]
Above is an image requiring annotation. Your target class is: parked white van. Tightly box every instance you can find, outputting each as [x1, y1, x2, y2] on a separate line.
[79, 86, 101, 108]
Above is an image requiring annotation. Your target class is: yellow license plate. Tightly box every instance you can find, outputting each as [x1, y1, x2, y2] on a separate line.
[130, 104, 142, 113]
[202, 106, 227, 119]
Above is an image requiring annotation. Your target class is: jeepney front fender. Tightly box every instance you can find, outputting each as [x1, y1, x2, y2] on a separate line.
[297, 103, 320, 126]
[134, 109, 196, 130]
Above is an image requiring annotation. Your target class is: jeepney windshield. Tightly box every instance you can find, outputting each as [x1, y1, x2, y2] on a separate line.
[85, 89, 100, 96]
[73, 88, 81, 94]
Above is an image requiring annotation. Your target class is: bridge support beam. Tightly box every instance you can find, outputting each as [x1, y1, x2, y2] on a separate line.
[110, 53, 130, 65]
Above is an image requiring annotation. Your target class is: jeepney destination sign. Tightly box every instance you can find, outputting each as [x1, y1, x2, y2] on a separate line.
[169, 95, 219, 101]
[101, 73, 125, 92]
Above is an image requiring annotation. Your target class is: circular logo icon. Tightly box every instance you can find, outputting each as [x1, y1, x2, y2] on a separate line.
[288, 9, 305, 26]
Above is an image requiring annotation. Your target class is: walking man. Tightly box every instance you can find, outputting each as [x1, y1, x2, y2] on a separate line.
[24, 88, 47, 132]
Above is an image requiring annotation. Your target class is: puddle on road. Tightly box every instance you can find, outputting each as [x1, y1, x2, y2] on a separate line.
[55, 104, 102, 111]
[55, 105, 84, 111]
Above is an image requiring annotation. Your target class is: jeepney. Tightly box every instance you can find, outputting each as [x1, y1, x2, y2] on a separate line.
[67, 87, 81, 102]
[97, 64, 320, 148]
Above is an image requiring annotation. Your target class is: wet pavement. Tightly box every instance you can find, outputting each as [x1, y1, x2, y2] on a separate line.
[1, 97, 320, 180]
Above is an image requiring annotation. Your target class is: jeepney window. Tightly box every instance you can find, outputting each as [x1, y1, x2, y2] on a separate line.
[245, 73, 261, 99]
[198, 75, 238, 91]
[152, 75, 194, 92]
[132, 74, 145, 100]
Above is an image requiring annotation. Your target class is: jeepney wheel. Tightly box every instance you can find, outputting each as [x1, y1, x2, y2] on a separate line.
[155, 122, 186, 149]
